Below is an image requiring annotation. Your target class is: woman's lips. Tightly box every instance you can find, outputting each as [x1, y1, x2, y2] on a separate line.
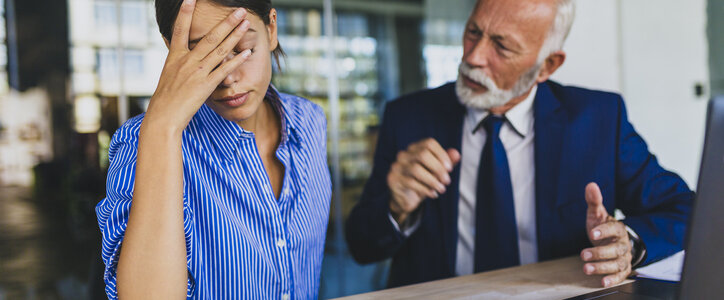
[214, 92, 250, 108]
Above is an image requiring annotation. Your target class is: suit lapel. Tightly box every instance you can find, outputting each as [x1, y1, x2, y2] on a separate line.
[432, 84, 465, 276]
[533, 81, 567, 260]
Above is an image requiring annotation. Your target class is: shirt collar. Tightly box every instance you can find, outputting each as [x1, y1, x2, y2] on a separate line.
[195, 84, 301, 161]
[266, 85, 299, 145]
[466, 84, 537, 137]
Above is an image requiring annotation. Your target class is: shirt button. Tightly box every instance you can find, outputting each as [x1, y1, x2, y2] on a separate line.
[281, 293, 290, 300]
[277, 239, 286, 248]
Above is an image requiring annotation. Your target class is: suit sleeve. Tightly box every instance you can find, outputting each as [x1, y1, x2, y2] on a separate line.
[613, 97, 695, 265]
[345, 102, 408, 264]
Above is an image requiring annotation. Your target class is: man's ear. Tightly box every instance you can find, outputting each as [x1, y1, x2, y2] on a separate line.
[536, 50, 566, 83]
[267, 8, 279, 51]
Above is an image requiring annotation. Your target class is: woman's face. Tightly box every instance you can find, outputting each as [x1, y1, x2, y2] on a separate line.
[187, 0, 278, 124]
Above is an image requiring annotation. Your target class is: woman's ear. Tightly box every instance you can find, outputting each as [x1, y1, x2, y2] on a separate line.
[163, 37, 171, 50]
[267, 8, 279, 51]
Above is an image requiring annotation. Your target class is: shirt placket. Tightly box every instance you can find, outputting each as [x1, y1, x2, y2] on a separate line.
[238, 135, 294, 300]
[276, 141, 294, 300]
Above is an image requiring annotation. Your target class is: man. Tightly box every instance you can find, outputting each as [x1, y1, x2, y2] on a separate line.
[345, 0, 693, 289]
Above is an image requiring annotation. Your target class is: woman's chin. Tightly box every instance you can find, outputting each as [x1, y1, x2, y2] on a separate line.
[223, 110, 254, 124]
[207, 104, 253, 124]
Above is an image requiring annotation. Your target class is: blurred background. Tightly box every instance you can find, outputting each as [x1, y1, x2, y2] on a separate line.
[0, 0, 720, 299]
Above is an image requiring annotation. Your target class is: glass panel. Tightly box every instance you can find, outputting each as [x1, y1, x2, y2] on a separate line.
[422, 0, 472, 88]
[273, 1, 474, 298]
[272, 5, 388, 297]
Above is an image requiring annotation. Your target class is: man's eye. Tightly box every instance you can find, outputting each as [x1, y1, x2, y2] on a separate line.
[495, 42, 509, 52]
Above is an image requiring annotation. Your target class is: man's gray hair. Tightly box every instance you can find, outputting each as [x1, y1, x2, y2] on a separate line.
[537, 0, 576, 62]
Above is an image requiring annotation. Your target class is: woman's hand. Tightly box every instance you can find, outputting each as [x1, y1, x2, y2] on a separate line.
[144, 0, 252, 133]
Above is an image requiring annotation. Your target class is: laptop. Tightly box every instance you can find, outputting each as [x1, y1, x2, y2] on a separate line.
[568, 96, 724, 300]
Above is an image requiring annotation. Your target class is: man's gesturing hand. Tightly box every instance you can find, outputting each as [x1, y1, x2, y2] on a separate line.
[580, 183, 632, 287]
[387, 138, 461, 224]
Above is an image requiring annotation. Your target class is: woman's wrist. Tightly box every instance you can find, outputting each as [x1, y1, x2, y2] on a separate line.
[141, 112, 187, 139]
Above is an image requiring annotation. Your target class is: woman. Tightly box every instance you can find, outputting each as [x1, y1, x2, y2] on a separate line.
[95, 0, 331, 298]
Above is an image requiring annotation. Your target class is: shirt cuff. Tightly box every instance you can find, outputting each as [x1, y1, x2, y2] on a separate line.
[626, 225, 648, 268]
[388, 209, 423, 237]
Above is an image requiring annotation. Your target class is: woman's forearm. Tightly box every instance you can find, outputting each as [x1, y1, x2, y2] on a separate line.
[116, 119, 188, 299]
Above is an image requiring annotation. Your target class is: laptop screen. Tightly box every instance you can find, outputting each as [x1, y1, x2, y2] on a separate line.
[678, 97, 724, 299]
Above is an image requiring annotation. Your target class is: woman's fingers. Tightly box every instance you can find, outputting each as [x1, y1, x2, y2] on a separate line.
[208, 49, 252, 84]
[170, 0, 196, 52]
[190, 8, 247, 61]
[201, 19, 250, 71]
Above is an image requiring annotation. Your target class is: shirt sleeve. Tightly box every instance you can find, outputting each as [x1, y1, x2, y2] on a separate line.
[387, 209, 423, 237]
[95, 118, 197, 299]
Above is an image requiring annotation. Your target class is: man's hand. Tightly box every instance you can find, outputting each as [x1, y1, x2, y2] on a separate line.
[580, 183, 632, 287]
[387, 138, 461, 224]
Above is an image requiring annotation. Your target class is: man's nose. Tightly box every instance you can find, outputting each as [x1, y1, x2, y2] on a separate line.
[464, 39, 491, 69]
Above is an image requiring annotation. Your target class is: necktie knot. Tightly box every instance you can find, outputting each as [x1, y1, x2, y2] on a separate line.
[481, 115, 505, 137]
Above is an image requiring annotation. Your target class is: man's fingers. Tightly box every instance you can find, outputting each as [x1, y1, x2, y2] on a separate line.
[170, 0, 196, 51]
[405, 163, 446, 194]
[395, 150, 413, 166]
[191, 8, 247, 60]
[416, 150, 452, 185]
[581, 240, 630, 262]
[602, 267, 631, 287]
[583, 255, 631, 275]
[591, 221, 627, 242]
[585, 182, 607, 219]
[447, 148, 461, 165]
[413, 139, 453, 172]
[398, 174, 437, 199]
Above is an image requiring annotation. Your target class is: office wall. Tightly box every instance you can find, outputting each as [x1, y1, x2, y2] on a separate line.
[551, 1, 621, 93]
[619, 0, 709, 188]
[552, 0, 709, 188]
[709, 0, 724, 96]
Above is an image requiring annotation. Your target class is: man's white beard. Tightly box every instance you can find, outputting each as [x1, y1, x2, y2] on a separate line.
[455, 62, 542, 110]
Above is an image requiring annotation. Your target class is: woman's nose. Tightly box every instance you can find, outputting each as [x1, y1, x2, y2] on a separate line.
[219, 53, 239, 87]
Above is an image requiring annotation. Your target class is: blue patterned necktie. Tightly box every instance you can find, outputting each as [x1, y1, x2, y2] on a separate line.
[474, 114, 520, 273]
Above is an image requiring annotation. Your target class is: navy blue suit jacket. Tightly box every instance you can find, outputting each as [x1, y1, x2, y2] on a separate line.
[345, 81, 694, 288]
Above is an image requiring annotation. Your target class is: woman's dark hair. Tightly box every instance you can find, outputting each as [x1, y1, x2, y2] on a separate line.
[155, 0, 285, 66]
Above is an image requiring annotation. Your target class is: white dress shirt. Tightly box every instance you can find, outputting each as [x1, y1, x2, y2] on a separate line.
[455, 85, 538, 276]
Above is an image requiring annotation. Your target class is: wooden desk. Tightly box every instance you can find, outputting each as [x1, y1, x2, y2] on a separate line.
[336, 256, 634, 299]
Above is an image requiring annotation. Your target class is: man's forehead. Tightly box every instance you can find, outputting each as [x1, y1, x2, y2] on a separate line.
[471, 0, 556, 25]
[468, 0, 556, 40]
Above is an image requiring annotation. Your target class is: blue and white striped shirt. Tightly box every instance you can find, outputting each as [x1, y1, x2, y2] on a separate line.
[96, 88, 332, 299]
